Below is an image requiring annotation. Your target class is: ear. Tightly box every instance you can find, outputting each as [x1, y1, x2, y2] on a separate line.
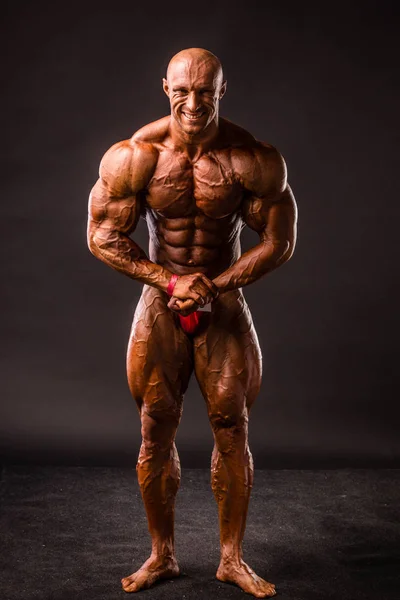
[162, 78, 170, 97]
[219, 80, 227, 100]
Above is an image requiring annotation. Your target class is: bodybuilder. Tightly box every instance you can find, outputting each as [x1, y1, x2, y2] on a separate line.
[87, 48, 297, 598]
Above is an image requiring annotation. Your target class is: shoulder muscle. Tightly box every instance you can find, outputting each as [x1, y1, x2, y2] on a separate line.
[99, 139, 158, 196]
[237, 143, 287, 199]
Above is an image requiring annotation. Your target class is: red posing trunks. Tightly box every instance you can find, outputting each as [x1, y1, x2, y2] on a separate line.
[167, 274, 206, 335]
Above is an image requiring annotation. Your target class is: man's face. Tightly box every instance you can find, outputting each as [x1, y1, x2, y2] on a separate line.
[163, 58, 226, 136]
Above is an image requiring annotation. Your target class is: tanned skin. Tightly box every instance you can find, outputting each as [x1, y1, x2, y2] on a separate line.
[88, 48, 297, 598]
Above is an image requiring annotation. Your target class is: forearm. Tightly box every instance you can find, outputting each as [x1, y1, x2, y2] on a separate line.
[213, 238, 293, 292]
[88, 225, 172, 292]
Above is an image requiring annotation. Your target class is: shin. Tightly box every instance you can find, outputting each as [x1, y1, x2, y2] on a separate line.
[210, 410, 254, 563]
[137, 406, 182, 559]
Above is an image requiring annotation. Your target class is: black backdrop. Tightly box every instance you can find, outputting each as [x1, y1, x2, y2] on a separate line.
[2, 0, 399, 467]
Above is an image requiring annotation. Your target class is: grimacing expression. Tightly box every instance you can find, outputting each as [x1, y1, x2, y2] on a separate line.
[163, 58, 226, 135]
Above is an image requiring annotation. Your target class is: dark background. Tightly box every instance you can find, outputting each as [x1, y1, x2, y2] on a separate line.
[1, 0, 399, 468]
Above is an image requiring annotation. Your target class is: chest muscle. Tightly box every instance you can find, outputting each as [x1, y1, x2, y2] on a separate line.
[145, 151, 243, 219]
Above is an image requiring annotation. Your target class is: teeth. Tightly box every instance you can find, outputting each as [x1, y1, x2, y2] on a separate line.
[183, 112, 204, 120]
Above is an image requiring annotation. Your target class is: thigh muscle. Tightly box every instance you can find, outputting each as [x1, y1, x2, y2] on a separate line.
[194, 292, 262, 423]
[127, 286, 193, 425]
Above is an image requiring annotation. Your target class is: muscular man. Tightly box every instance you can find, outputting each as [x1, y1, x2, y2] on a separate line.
[87, 48, 297, 598]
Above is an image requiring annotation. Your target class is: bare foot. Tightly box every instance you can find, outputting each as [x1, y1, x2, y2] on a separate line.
[216, 559, 276, 598]
[121, 554, 180, 593]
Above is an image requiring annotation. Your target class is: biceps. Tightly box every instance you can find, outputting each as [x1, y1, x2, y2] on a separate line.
[243, 185, 297, 246]
[265, 186, 297, 246]
[88, 178, 141, 235]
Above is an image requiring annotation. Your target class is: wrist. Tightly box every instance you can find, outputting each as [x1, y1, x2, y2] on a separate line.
[211, 276, 229, 293]
[166, 273, 179, 297]
[156, 269, 175, 293]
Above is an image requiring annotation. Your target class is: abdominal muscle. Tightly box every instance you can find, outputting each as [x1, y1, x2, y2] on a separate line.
[146, 211, 243, 280]
[143, 211, 250, 323]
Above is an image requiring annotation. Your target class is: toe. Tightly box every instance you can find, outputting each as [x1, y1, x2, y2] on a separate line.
[264, 584, 276, 597]
[122, 582, 137, 592]
[128, 583, 138, 592]
[260, 578, 275, 592]
[121, 576, 138, 592]
[255, 590, 274, 598]
[122, 581, 138, 592]
[253, 579, 276, 598]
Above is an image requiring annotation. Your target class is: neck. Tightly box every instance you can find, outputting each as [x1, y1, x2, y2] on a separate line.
[168, 115, 220, 159]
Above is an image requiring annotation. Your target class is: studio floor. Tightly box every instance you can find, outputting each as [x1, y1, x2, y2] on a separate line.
[0, 466, 399, 600]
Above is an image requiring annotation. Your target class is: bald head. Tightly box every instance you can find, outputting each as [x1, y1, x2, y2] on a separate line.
[163, 48, 226, 137]
[166, 48, 223, 86]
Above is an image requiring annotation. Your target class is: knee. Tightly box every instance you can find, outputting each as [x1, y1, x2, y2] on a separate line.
[209, 403, 248, 454]
[208, 388, 247, 431]
[140, 400, 182, 450]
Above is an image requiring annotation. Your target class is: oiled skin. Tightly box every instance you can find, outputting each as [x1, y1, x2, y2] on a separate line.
[88, 49, 297, 599]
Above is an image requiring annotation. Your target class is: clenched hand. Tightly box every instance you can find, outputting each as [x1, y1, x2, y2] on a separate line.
[167, 273, 218, 316]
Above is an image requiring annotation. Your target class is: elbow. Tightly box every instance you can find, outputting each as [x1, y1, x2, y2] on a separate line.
[285, 227, 297, 262]
[88, 237, 99, 258]
[281, 239, 295, 263]
[87, 223, 101, 258]
[271, 238, 295, 268]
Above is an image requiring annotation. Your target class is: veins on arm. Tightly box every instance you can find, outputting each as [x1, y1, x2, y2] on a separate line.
[212, 146, 298, 293]
[87, 141, 172, 291]
[89, 181, 145, 266]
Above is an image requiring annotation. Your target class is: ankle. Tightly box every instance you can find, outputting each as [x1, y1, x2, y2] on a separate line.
[220, 545, 243, 565]
[151, 539, 175, 561]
